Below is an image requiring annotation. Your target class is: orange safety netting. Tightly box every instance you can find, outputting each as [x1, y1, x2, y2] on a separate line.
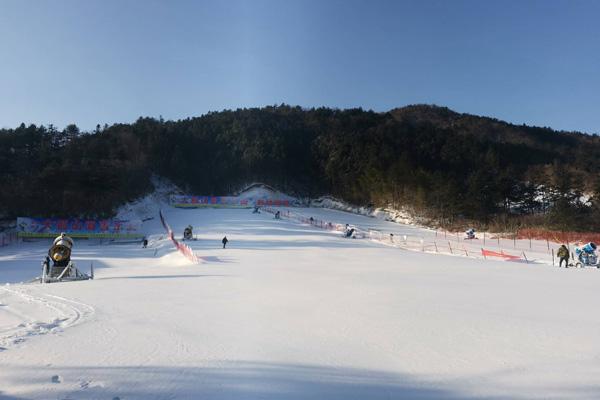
[159, 209, 200, 264]
[517, 229, 600, 245]
[481, 249, 521, 260]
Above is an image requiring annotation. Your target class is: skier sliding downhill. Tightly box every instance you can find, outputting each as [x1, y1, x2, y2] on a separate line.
[574, 242, 598, 268]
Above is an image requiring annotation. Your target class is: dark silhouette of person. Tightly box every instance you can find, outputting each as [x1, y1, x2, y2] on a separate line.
[557, 244, 569, 268]
[222, 236, 229, 249]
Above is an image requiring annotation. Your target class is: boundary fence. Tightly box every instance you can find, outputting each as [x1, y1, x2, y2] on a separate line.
[159, 210, 199, 264]
[262, 207, 563, 266]
[0, 231, 18, 247]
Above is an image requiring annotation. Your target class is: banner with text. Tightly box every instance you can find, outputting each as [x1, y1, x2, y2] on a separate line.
[170, 195, 292, 208]
[17, 217, 144, 239]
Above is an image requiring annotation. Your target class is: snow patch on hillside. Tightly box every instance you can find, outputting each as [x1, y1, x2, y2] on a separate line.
[235, 182, 300, 203]
[310, 196, 427, 228]
[116, 176, 183, 222]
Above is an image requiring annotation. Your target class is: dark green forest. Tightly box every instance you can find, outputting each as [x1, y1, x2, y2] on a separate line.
[2, 105, 600, 231]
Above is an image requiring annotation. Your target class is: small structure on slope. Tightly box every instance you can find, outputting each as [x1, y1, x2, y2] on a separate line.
[41, 233, 93, 283]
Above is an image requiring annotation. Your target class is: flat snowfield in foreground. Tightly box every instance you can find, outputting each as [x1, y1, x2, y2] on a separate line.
[1, 208, 600, 399]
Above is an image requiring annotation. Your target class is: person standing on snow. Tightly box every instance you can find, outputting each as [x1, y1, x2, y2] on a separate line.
[222, 236, 228, 249]
[557, 244, 569, 268]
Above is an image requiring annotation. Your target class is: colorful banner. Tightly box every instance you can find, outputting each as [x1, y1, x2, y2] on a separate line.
[170, 195, 292, 208]
[16, 217, 144, 239]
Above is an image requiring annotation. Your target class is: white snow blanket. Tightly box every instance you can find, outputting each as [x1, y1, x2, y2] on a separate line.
[1, 206, 600, 399]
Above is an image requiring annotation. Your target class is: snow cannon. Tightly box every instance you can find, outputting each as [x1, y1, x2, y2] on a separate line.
[574, 242, 599, 268]
[183, 225, 194, 241]
[41, 233, 93, 283]
[49, 233, 74, 266]
[465, 228, 476, 240]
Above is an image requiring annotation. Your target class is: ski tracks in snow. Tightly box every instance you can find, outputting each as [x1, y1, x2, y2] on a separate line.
[0, 285, 95, 350]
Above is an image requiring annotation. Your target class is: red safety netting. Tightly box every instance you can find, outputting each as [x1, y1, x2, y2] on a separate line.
[481, 249, 521, 260]
[159, 210, 200, 264]
[516, 229, 600, 245]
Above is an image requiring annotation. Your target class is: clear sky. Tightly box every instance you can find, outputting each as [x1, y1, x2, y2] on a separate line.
[1, 0, 599, 133]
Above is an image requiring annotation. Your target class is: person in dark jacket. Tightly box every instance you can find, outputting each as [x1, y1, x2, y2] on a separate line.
[222, 236, 228, 249]
[557, 244, 569, 268]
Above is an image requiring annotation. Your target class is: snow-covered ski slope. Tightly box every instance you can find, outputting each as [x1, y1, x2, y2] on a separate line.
[1, 206, 600, 400]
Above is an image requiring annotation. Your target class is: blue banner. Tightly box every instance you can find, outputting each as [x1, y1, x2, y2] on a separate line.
[170, 195, 291, 208]
[17, 217, 144, 238]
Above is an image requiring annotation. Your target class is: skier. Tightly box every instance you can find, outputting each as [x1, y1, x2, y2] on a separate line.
[309, 216, 314, 224]
[274, 211, 281, 220]
[142, 237, 148, 248]
[465, 228, 476, 240]
[253, 206, 260, 214]
[556, 244, 569, 268]
[390, 233, 394, 243]
[222, 236, 228, 249]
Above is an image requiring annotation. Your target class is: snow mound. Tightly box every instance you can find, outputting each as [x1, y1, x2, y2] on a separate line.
[235, 183, 298, 203]
[116, 176, 183, 222]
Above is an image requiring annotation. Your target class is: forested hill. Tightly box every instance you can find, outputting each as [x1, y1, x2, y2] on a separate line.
[1, 105, 599, 230]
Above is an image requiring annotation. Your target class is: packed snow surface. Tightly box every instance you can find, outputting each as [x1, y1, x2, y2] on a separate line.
[1, 206, 600, 399]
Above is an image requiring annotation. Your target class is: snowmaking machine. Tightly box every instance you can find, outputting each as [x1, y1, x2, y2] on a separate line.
[343, 224, 358, 238]
[574, 242, 599, 268]
[41, 233, 93, 283]
[183, 225, 194, 241]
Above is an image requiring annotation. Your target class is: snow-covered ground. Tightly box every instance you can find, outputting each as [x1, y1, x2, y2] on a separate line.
[1, 205, 600, 399]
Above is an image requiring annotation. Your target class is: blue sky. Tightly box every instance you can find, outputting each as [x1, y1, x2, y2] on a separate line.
[1, 0, 599, 133]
